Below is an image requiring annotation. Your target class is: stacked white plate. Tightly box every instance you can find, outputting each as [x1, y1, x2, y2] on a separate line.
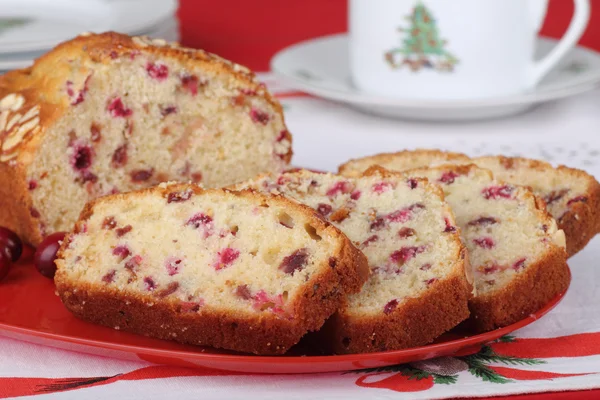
[0, 0, 179, 73]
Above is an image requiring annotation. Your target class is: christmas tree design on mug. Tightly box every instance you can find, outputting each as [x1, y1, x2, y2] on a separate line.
[385, 1, 459, 72]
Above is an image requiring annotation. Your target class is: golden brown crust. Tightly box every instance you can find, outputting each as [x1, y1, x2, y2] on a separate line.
[467, 246, 570, 332]
[0, 32, 291, 246]
[55, 184, 368, 355]
[338, 149, 470, 177]
[322, 261, 471, 354]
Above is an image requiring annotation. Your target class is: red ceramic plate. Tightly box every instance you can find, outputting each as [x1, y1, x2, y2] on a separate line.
[0, 247, 570, 374]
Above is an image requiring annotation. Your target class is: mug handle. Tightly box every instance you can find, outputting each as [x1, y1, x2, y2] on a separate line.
[530, 0, 549, 32]
[528, 0, 590, 87]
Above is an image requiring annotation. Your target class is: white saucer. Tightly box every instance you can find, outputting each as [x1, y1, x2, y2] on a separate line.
[271, 34, 600, 121]
[0, 0, 177, 54]
[0, 0, 113, 53]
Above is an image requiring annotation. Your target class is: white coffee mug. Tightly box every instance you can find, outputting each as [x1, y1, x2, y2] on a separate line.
[349, 0, 590, 100]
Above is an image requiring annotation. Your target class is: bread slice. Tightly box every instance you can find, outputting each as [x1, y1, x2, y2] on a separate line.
[402, 164, 570, 331]
[55, 183, 368, 355]
[338, 149, 600, 256]
[235, 168, 471, 353]
[0, 32, 291, 246]
[339, 149, 470, 178]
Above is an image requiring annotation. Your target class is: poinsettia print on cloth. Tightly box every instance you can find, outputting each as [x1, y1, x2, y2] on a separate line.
[349, 334, 600, 395]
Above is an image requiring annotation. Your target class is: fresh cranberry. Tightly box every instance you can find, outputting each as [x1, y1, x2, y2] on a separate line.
[279, 248, 309, 274]
[146, 62, 169, 81]
[567, 196, 587, 206]
[444, 218, 456, 233]
[481, 263, 502, 274]
[112, 245, 131, 261]
[482, 185, 514, 200]
[387, 209, 412, 223]
[473, 237, 495, 249]
[544, 189, 569, 205]
[213, 248, 240, 270]
[329, 257, 337, 268]
[102, 270, 116, 283]
[390, 246, 426, 265]
[107, 97, 133, 118]
[28, 180, 38, 190]
[0, 226, 23, 262]
[0, 251, 10, 282]
[350, 190, 362, 200]
[30, 208, 41, 218]
[166, 257, 182, 276]
[276, 130, 289, 142]
[250, 108, 270, 125]
[316, 203, 333, 217]
[420, 263, 432, 271]
[512, 258, 526, 271]
[361, 235, 379, 248]
[407, 178, 418, 189]
[116, 225, 132, 237]
[90, 123, 102, 142]
[34, 232, 66, 279]
[180, 74, 200, 95]
[79, 170, 98, 184]
[131, 169, 154, 182]
[398, 227, 416, 238]
[438, 171, 459, 184]
[370, 217, 386, 231]
[67, 75, 91, 106]
[383, 299, 398, 315]
[468, 216, 498, 227]
[70, 143, 93, 171]
[102, 217, 117, 230]
[112, 144, 128, 168]
[144, 277, 157, 291]
[186, 213, 213, 229]
[372, 182, 394, 194]
[235, 284, 252, 300]
[125, 255, 142, 271]
[425, 278, 437, 285]
[326, 181, 353, 197]
[160, 105, 177, 117]
[167, 189, 193, 203]
[191, 172, 203, 183]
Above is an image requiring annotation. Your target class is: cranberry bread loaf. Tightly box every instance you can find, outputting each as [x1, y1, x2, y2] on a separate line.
[55, 183, 368, 355]
[403, 164, 569, 331]
[339, 150, 600, 256]
[235, 168, 471, 354]
[0, 32, 291, 246]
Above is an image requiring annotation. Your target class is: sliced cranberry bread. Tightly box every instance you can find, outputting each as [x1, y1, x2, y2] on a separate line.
[0, 32, 291, 246]
[473, 156, 600, 257]
[339, 149, 470, 178]
[339, 149, 600, 256]
[403, 164, 569, 331]
[55, 184, 367, 355]
[235, 168, 471, 354]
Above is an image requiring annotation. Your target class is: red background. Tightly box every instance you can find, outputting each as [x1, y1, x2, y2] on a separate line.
[178, 0, 600, 71]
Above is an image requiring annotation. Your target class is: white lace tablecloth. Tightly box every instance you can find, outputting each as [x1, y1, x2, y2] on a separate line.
[1, 74, 599, 400]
